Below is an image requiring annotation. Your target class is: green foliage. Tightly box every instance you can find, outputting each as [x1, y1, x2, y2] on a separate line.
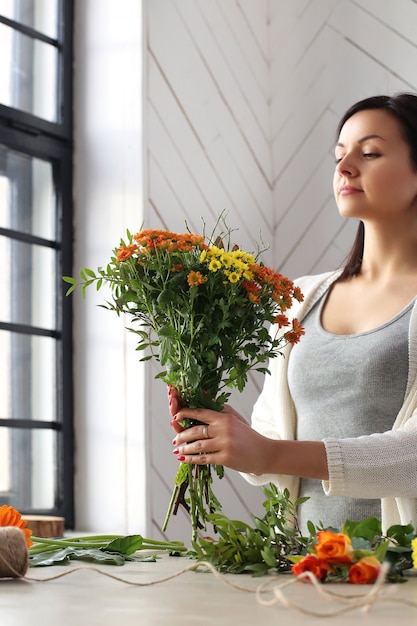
[29, 534, 187, 567]
[190, 485, 312, 576]
[189, 484, 416, 581]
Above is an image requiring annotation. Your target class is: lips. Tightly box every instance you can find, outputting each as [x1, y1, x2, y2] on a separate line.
[339, 184, 362, 195]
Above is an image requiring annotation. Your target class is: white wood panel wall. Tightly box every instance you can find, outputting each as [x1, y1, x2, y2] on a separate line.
[144, 0, 417, 542]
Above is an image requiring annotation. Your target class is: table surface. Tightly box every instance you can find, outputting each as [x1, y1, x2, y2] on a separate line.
[1, 554, 417, 625]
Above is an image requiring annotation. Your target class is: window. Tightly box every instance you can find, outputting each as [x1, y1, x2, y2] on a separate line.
[0, 1, 74, 526]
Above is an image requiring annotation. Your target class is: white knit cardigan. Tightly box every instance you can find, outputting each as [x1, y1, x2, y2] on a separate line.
[242, 271, 417, 531]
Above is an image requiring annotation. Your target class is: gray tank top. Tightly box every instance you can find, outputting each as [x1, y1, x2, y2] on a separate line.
[287, 292, 413, 533]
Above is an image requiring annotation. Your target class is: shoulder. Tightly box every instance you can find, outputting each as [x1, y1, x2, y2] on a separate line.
[290, 270, 342, 321]
[294, 270, 342, 296]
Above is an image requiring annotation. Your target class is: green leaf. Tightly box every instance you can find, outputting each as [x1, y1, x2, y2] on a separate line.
[65, 284, 77, 296]
[175, 462, 189, 486]
[29, 547, 72, 567]
[104, 535, 144, 555]
[72, 549, 126, 565]
[343, 517, 382, 541]
[386, 523, 415, 546]
[261, 547, 277, 567]
[157, 288, 174, 310]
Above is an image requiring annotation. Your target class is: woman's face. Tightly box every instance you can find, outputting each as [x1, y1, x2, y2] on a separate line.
[333, 108, 417, 222]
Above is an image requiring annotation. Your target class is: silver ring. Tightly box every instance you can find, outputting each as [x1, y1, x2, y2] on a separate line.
[202, 425, 209, 439]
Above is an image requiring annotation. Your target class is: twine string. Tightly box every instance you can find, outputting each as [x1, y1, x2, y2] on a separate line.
[1, 528, 416, 618]
[24, 560, 417, 618]
[0, 527, 29, 578]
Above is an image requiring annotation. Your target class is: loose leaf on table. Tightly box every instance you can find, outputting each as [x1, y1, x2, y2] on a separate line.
[29, 546, 157, 567]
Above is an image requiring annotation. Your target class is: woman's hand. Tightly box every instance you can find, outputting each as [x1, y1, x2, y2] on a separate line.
[169, 403, 275, 475]
[166, 386, 329, 480]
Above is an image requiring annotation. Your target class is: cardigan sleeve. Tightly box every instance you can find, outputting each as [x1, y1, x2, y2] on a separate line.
[322, 417, 417, 498]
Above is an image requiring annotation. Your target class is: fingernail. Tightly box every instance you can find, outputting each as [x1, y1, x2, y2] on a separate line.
[172, 448, 179, 455]
[172, 438, 177, 445]
[177, 455, 185, 462]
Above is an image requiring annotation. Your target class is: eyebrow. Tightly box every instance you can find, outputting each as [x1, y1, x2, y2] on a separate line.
[336, 134, 386, 147]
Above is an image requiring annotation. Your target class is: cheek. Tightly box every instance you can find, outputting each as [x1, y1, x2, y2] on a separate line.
[332, 171, 339, 197]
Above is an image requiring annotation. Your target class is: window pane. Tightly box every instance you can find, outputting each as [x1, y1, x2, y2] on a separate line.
[0, 331, 57, 421]
[0, 237, 56, 329]
[0, 0, 59, 39]
[0, 144, 56, 240]
[0, 426, 57, 510]
[0, 22, 58, 122]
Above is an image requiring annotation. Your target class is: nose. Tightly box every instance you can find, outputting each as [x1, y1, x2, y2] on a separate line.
[335, 153, 358, 177]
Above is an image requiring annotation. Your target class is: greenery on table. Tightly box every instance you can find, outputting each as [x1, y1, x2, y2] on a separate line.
[190, 484, 416, 582]
[29, 534, 187, 567]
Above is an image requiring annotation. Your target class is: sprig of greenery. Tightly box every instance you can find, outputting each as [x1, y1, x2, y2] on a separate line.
[190, 485, 312, 576]
[29, 534, 187, 567]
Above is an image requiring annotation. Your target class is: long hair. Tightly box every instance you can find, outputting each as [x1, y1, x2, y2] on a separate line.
[336, 93, 417, 281]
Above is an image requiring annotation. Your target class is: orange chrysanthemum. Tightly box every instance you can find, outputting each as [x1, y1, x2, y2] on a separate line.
[285, 318, 305, 345]
[0, 504, 33, 548]
[273, 314, 290, 328]
[116, 243, 138, 262]
[187, 270, 207, 287]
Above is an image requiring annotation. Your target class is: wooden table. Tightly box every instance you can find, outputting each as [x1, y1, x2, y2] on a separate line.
[1, 554, 417, 625]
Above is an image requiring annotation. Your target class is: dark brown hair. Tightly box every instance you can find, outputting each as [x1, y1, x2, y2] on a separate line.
[336, 93, 417, 280]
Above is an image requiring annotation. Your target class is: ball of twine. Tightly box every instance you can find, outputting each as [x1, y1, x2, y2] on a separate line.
[0, 526, 29, 578]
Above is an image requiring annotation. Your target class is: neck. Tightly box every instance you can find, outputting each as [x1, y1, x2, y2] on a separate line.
[360, 221, 417, 281]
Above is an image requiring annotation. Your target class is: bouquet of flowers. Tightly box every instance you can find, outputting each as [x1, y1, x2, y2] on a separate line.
[64, 216, 304, 540]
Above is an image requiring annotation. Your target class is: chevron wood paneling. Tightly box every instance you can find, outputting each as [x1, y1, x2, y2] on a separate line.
[271, 0, 417, 279]
[144, 0, 417, 541]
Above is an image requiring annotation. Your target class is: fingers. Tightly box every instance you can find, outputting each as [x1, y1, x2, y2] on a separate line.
[170, 419, 184, 434]
[173, 437, 219, 465]
[167, 385, 182, 416]
[172, 421, 211, 445]
[175, 452, 217, 465]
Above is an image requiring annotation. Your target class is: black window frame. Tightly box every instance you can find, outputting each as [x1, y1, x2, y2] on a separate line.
[0, 0, 74, 527]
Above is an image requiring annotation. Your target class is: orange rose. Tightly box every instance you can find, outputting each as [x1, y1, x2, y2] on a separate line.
[291, 554, 328, 581]
[348, 556, 381, 584]
[315, 530, 353, 564]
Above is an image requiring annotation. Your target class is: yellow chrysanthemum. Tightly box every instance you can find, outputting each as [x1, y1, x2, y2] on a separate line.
[208, 258, 222, 272]
[412, 537, 417, 569]
[208, 245, 222, 257]
[226, 271, 240, 283]
[200, 249, 208, 263]
[220, 253, 233, 268]
[0, 504, 33, 548]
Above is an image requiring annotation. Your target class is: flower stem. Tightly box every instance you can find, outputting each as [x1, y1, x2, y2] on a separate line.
[162, 485, 179, 533]
[29, 535, 187, 554]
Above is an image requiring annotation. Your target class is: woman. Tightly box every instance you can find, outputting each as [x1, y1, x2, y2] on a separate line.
[169, 93, 417, 532]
